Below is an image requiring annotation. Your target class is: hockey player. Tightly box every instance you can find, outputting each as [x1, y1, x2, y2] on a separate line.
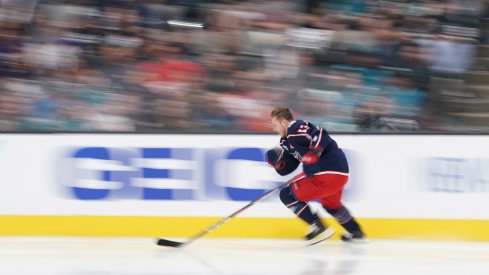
[266, 107, 365, 245]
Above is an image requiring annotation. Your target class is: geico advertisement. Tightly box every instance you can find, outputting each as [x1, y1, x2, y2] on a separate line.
[58, 146, 291, 201]
[0, 134, 488, 219]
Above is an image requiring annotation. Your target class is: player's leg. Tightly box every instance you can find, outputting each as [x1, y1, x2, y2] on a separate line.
[279, 185, 318, 226]
[320, 188, 365, 242]
[279, 184, 334, 244]
[284, 175, 336, 244]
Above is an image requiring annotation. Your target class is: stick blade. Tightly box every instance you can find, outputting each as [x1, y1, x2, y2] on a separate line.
[156, 238, 185, 248]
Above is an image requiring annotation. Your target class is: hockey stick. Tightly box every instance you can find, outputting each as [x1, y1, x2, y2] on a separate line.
[156, 174, 302, 248]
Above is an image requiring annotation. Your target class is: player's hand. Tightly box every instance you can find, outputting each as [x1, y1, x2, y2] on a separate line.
[303, 162, 320, 177]
[266, 147, 283, 169]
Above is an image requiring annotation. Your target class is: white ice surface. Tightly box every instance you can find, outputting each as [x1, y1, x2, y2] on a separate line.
[0, 237, 488, 275]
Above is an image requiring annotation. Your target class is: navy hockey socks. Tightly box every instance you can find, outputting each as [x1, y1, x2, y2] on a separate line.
[279, 186, 317, 225]
[325, 205, 362, 233]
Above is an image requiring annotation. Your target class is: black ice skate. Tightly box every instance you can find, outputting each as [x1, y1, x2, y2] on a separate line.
[341, 231, 366, 243]
[305, 219, 335, 246]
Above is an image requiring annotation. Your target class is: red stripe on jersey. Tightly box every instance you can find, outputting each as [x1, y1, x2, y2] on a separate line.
[313, 128, 323, 148]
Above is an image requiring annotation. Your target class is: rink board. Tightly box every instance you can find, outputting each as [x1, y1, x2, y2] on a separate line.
[1, 216, 489, 241]
[0, 134, 489, 241]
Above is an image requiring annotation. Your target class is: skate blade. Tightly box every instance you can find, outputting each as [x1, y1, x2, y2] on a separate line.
[306, 227, 335, 246]
[343, 238, 369, 244]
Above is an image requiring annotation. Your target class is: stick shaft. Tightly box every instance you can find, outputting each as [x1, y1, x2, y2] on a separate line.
[183, 181, 288, 246]
[157, 174, 302, 247]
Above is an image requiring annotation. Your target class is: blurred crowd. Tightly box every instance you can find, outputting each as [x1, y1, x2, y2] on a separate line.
[0, 0, 488, 133]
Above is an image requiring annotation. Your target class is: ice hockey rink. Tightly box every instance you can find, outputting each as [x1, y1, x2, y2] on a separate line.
[1, 237, 488, 275]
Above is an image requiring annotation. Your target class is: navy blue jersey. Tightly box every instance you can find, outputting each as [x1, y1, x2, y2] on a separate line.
[274, 120, 349, 175]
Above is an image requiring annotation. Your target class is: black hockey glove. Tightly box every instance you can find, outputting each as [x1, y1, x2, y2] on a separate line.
[266, 147, 284, 169]
[303, 162, 320, 177]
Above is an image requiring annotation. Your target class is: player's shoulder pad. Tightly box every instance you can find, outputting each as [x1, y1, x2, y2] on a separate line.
[287, 120, 317, 135]
[286, 120, 307, 135]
